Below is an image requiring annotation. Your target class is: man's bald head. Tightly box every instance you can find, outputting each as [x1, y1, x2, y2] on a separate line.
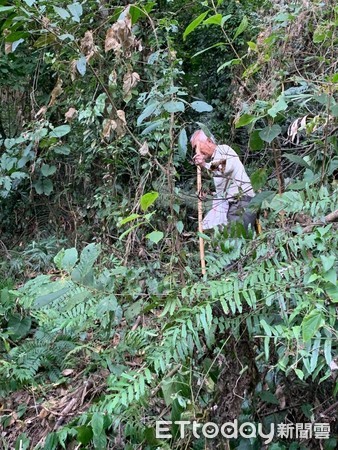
[191, 129, 216, 157]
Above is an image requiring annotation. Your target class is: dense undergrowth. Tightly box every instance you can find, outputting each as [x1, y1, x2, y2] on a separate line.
[0, 0, 338, 449]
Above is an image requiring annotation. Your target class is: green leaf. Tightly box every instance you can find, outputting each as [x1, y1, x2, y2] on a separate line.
[5, 31, 30, 43]
[283, 154, 312, 169]
[8, 315, 31, 339]
[76, 426, 93, 445]
[331, 104, 338, 118]
[247, 41, 257, 51]
[61, 248, 78, 271]
[313, 25, 329, 43]
[141, 119, 165, 135]
[302, 310, 324, 342]
[323, 268, 337, 285]
[204, 14, 222, 25]
[119, 214, 141, 225]
[183, 11, 209, 40]
[53, 6, 70, 19]
[15, 433, 30, 450]
[53, 145, 70, 155]
[41, 164, 57, 177]
[34, 33, 57, 48]
[76, 55, 86, 76]
[190, 101, 213, 112]
[234, 16, 248, 39]
[321, 255, 335, 272]
[34, 285, 71, 308]
[137, 103, 158, 126]
[269, 191, 304, 213]
[235, 113, 256, 128]
[0, 6, 15, 12]
[93, 432, 107, 450]
[96, 295, 118, 315]
[33, 178, 53, 195]
[146, 231, 164, 243]
[12, 39, 24, 52]
[49, 125, 71, 138]
[268, 96, 288, 118]
[325, 284, 338, 302]
[178, 128, 188, 160]
[59, 34, 75, 41]
[250, 168, 268, 191]
[176, 221, 184, 233]
[163, 101, 185, 113]
[91, 412, 104, 437]
[259, 391, 279, 405]
[67, 2, 83, 22]
[259, 124, 281, 143]
[249, 130, 264, 150]
[294, 368, 304, 380]
[221, 14, 232, 26]
[192, 42, 225, 58]
[217, 58, 241, 72]
[140, 191, 158, 212]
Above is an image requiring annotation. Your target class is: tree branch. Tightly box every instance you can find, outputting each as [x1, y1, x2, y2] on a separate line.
[302, 209, 338, 233]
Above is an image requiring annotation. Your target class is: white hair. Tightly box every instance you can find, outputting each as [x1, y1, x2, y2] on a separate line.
[190, 129, 215, 146]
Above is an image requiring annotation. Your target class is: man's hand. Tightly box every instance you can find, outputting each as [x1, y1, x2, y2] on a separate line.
[193, 153, 206, 167]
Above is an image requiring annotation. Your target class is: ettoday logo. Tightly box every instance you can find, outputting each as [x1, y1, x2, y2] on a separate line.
[155, 420, 331, 443]
[156, 420, 275, 444]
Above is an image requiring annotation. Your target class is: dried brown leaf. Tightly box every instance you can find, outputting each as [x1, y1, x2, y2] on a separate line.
[5, 42, 12, 54]
[48, 78, 63, 107]
[35, 106, 47, 118]
[102, 119, 117, 139]
[139, 141, 149, 156]
[123, 72, 140, 95]
[62, 368, 75, 376]
[65, 107, 77, 122]
[104, 10, 140, 56]
[70, 60, 77, 81]
[109, 70, 118, 87]
[116, 110, 126, 124]
[81, 30, 96, 62]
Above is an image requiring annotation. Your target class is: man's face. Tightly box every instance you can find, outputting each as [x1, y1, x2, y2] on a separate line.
[193, 137, 215, 158]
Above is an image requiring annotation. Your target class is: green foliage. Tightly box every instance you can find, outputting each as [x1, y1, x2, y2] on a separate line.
[0, 1, 338, 449]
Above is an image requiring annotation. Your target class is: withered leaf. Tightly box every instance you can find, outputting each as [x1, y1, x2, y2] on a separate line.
[123, 72, 140, 95]
[48, 78, 63, 107]
[65, 107, 77, 122]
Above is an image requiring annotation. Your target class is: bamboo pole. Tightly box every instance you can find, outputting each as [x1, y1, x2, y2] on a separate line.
[197, 166, 206, 276]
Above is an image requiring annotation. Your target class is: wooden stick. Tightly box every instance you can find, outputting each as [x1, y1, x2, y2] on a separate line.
[197, 166, 206, 276]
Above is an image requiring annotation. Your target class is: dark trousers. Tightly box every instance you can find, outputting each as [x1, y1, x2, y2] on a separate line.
[227, 196, 256, 232]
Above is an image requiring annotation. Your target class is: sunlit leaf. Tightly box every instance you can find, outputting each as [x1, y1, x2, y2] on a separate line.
[259, 124, 281, 143]
[163, 101, 185, 113]
[76, 55, 86, 76]
[234, 16, 248, 39]
[183, 11, 209, 41]
[302, 310, 324, 342]
[140, 191, 158, 212]
[53, 6, 70, 19]
[204, 14, 222, 25]
[146, 231, 164, 243]
[235, 113, 256, 128]
[178, 128, 188, 160]
[190, 101, 213, 112]
[49, 125, 71, 138]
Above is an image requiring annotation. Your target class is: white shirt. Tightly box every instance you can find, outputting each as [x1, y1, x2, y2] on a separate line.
[204, 144, 255, 201]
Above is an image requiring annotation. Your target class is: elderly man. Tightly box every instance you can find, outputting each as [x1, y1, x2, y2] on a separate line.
[191, 129, 256, 231]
